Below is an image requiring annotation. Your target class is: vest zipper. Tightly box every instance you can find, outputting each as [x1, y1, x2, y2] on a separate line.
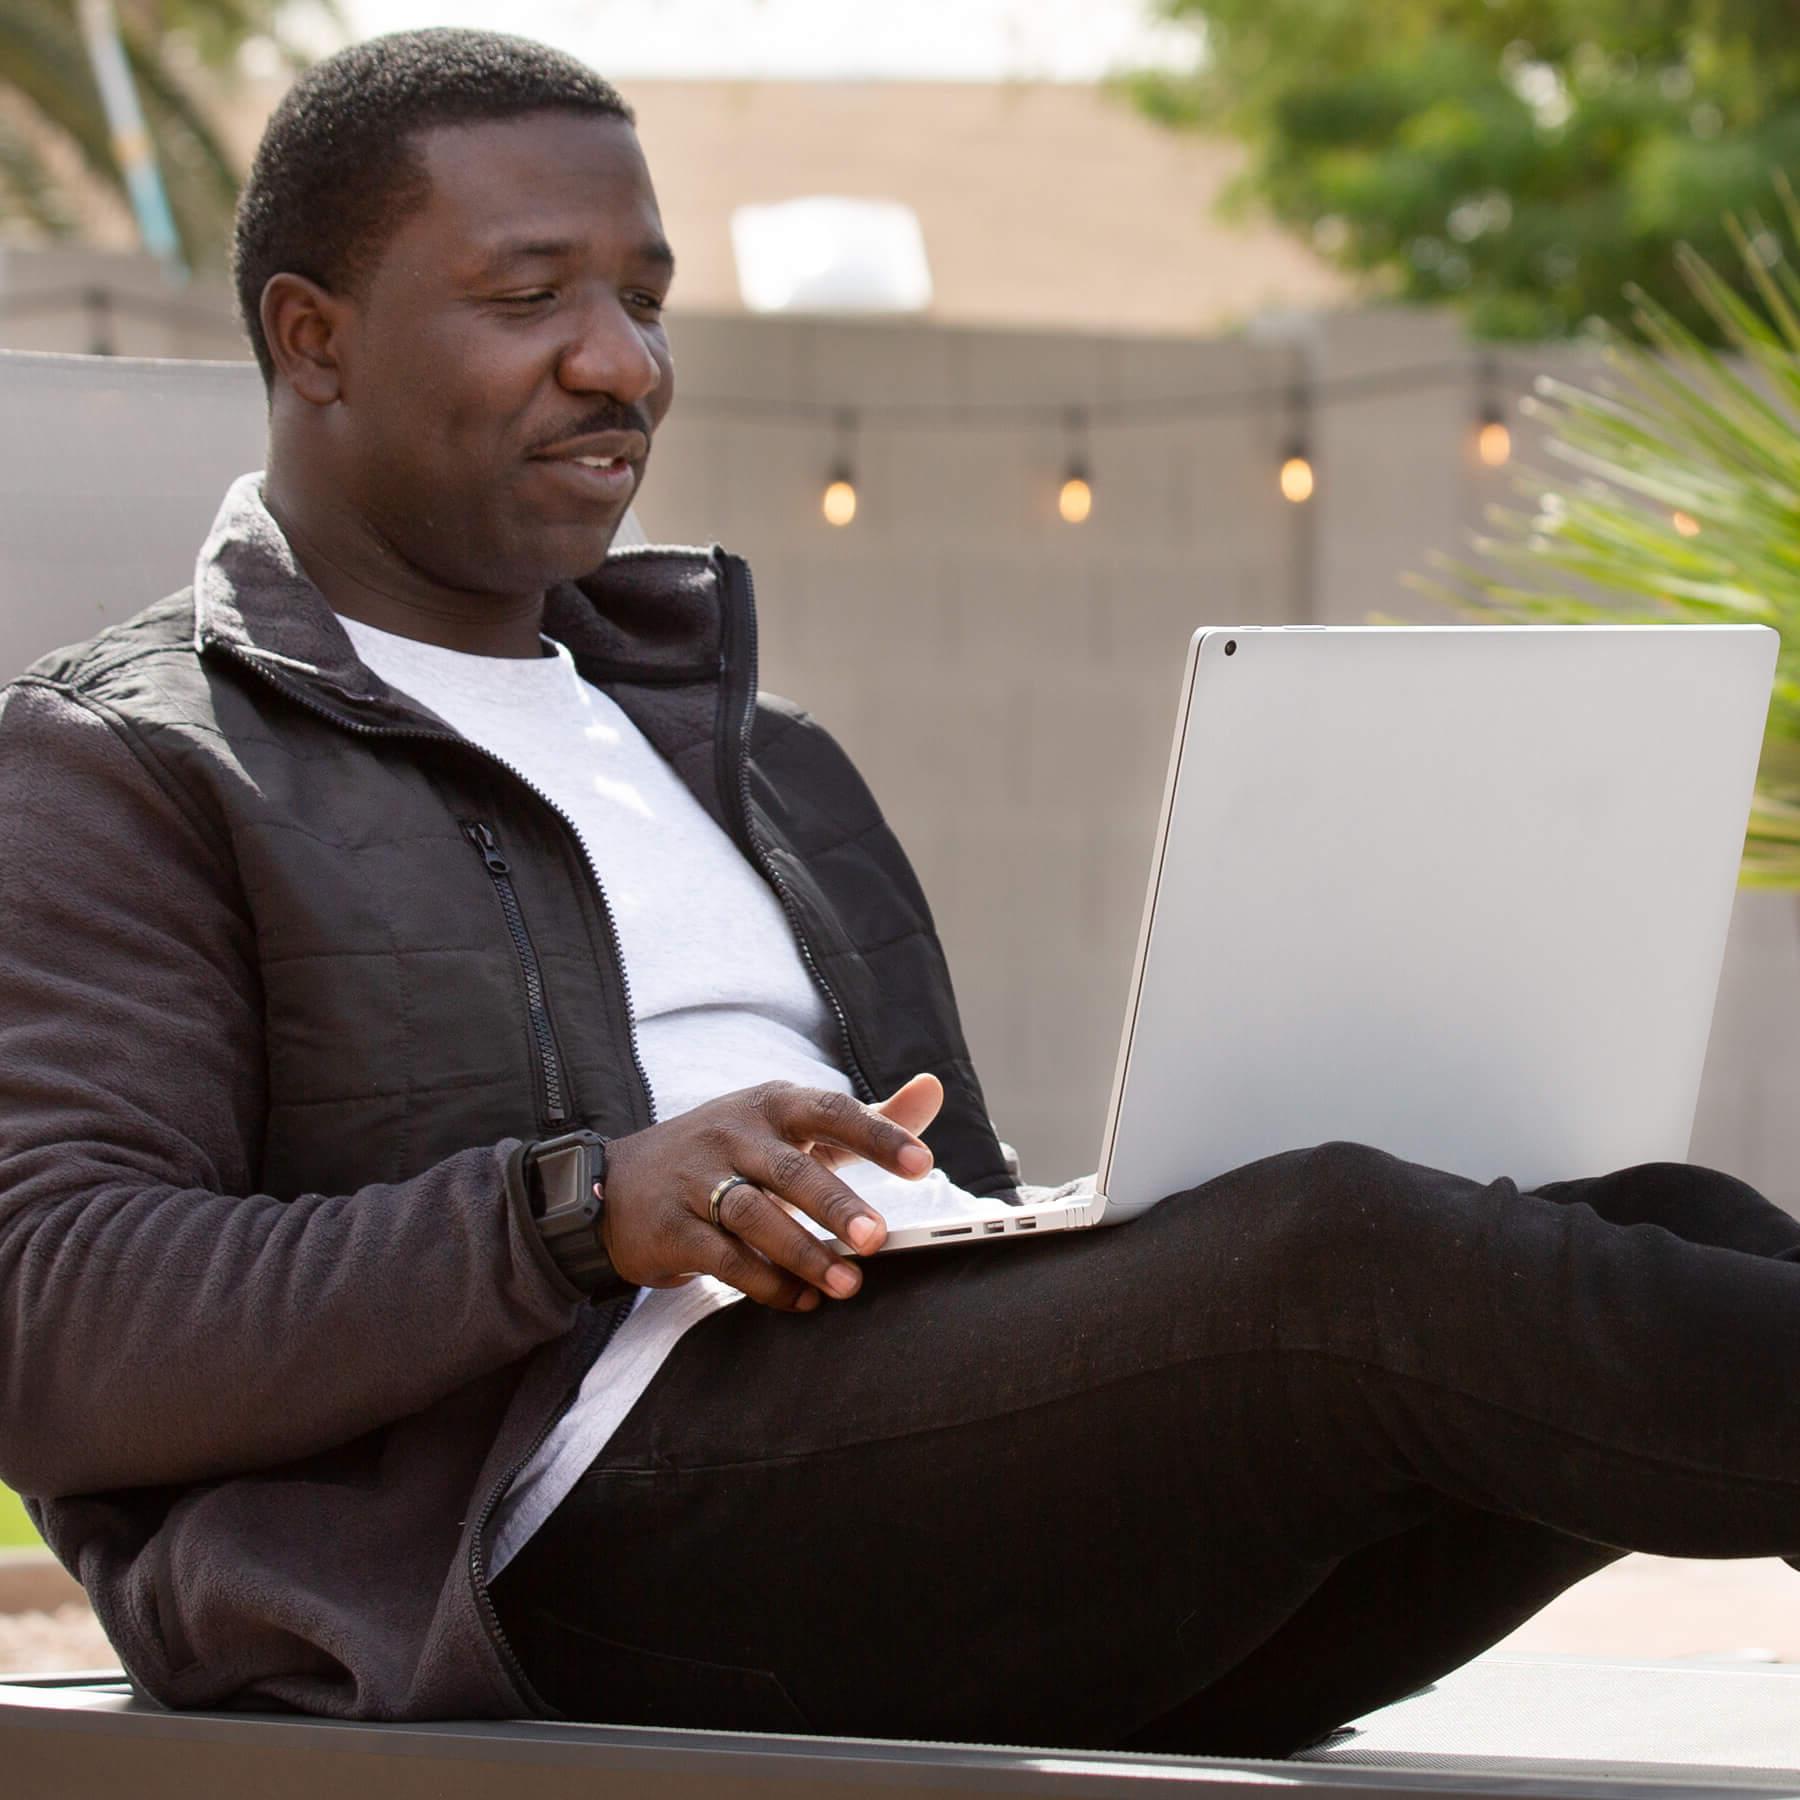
[724, 559, 877, 1103]
[462, 821, 567, 1131]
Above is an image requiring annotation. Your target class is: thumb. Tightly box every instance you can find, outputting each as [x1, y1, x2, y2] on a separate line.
[812, 1073, 946, 1173]
[873, 1071, 944, 1143]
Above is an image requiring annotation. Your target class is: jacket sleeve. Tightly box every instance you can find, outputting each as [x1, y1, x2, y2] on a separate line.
[0, 678, 586, 1499]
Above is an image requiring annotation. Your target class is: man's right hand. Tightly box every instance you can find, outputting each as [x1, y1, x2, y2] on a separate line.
[599, 1076, 942, 1312]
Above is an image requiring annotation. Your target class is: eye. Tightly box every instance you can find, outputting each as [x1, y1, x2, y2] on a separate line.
[493, 290, 556, 310]
[626, 290, 667, 318]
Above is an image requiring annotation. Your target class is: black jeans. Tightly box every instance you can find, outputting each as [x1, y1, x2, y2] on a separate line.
[491, 1144, 1800, 1757]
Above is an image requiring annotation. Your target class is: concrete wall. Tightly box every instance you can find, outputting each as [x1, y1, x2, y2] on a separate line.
[2, 288, 1794, 1207]
[0, 248, 244, 362]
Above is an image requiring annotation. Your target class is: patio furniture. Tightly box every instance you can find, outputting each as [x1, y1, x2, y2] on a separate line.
[2, 1654, 1796, 1799]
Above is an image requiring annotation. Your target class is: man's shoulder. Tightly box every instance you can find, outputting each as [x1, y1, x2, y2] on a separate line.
[749, 691, 886, 828]
[3, 588, 254, 789]
[18, 588, 201, 703]
[750, 690, 842, 768]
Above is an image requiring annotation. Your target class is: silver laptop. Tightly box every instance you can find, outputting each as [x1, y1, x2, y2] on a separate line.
[870, 623, 1777, 1253]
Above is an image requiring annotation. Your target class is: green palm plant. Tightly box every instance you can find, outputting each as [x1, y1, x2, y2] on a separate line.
[1429, 177, 1800, 886]
[0, 0, 336, 267]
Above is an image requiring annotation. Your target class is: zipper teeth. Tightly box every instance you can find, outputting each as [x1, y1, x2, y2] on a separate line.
[210, 642, 659, 1130]
[464, 825, 566, 1128]
[493, 872, 567, 1122]
[470, 1293, 633, 1704]
[731, 562, 876, 1103]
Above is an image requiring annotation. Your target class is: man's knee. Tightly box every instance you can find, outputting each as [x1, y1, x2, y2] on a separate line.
[1293, 1140, 1422, 1239]
[1214, 1139, 1423, 1276]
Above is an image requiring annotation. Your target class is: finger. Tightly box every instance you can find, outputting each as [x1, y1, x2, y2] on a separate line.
[764, 1085, 933, 1180]
[678, 1216, 818, 1312]
[733, 1128, 889, 1253]
[712, 1177, 863, 1300]
[814, 1073, 943, 1172]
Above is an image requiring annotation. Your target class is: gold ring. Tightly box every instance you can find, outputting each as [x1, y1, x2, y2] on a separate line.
[708, 1174, 755, 1230]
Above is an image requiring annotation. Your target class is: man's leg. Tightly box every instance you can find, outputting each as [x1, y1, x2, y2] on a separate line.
[1122, 1505, 1619, 1757]
[1120, 1155, 1800, 1756]
[493, 1148, 1800, 1752]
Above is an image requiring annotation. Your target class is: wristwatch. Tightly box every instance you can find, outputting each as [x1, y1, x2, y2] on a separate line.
[520, 1130, 635, 1300]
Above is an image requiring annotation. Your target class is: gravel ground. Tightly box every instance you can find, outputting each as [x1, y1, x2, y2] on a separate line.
[0, 1603, 114, 1674]
[4, 1556, 1795, 1679]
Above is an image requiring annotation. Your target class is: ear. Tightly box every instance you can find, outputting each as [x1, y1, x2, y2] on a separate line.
[260, 273, 350, 406]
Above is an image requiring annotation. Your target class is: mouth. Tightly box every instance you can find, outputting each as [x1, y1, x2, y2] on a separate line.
[531, 440, 643, 502]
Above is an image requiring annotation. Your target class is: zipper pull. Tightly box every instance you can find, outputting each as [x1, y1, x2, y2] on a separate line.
[462, 821, 510, 875]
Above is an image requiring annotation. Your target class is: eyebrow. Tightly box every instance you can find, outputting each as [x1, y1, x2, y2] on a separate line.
[477, 235, 677, 278]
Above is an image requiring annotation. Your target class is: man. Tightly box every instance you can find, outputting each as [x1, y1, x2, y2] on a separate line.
[2, 27, 1799, 1758]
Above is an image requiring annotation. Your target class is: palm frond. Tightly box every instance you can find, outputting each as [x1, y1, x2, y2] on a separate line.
[1439, 184, 1800, 888]
[1, 0, 340, 265]
[0, 107, 77, 234]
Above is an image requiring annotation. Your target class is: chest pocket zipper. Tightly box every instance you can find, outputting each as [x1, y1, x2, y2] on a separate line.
[462, 821, 570, 1131]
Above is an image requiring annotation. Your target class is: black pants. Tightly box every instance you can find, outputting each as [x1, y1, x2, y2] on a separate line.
[491, 1144, 1800, 1757]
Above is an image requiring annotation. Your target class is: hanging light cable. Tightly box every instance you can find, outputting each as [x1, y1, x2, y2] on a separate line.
[1058, 407, 1093, 524]
[821, 408, 858, 527]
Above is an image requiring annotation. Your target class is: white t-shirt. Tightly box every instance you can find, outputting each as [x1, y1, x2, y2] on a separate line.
[337, 616, 997, 1571]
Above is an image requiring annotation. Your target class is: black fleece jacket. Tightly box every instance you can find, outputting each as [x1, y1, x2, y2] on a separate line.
[0, 476, 1008, 1719]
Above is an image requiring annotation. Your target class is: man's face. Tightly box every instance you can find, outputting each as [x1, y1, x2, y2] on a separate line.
[330, 110, 674, 596]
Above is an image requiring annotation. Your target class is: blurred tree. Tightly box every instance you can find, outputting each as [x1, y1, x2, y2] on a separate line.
[0, 0, 335, 267]
[1127, 0, 1800, 339]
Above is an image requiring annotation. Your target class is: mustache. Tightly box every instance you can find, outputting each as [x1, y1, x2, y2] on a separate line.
[528, 401, 655, 456]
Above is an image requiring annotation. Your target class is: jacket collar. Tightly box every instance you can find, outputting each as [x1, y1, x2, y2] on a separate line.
[192, 473, 731, 728]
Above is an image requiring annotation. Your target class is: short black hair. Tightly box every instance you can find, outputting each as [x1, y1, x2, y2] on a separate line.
[233, 28, 634, 383]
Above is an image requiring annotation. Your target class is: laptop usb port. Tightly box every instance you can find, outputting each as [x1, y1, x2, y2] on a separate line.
[930, 1226, 974, 1238]
[984, 1220, 1005, 1234]
[1017, 1218, 1037, 1229]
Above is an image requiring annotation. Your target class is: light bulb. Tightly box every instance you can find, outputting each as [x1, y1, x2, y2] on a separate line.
[1058, 474, 1093, 525]
[1477, 418, 1512, 467]
[1672, 510, 1701, 538]
[1279, 453, 1315, 504]
[822, 476, 857, 527]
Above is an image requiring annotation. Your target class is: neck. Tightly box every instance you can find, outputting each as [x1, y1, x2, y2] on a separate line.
[262, 464, 547, 660]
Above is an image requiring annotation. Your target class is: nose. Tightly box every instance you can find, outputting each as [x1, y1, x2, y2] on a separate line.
[556, 293, 664, 407]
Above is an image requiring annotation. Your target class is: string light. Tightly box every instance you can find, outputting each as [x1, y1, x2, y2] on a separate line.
[1475, 355, 1512, 467]
[821, 409, 858, 528]
[1672, 510, 1701, 537]
[1058, 408, 1093, 524]
[1278, 377, 1316, 504]
[596, 350, 1585, 524]
[1279, 450, 1316, 505]
[822, 470, 857, 527]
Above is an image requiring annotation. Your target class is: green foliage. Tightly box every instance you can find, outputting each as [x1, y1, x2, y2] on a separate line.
[0, 1484, 41, 1548]
[1128, 0, 1800, 341]
[1422, 178, 1800, 885]
[0, 0, 339, 267]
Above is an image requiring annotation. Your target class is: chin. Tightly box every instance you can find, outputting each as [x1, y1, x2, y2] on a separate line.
[489, 520, 628, 591]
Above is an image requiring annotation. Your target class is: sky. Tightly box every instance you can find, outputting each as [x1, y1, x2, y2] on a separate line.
[338, 0, 1200, 83]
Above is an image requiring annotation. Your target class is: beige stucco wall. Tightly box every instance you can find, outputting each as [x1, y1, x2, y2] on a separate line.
[23, 77, 1350, 340]
[1, 296, 1793, 1207]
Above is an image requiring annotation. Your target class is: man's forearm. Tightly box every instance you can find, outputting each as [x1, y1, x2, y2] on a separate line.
[0, 1142, 584, 1497]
